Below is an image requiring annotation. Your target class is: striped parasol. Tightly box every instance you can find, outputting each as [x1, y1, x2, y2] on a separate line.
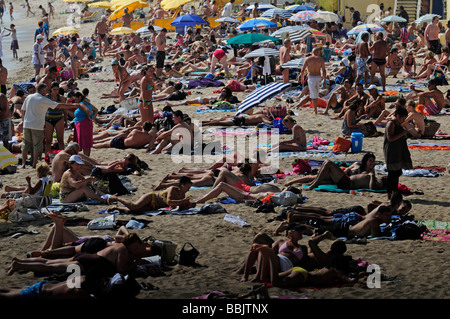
[0, 145, 18, 170]
[348, 24, 385, 35]
[280, 58, 306, 69]
[236, 82, 292, 115]
[286, 29, 312, 43]
[261, 8, 292, 19]
[289, 10, 316, 22]
[301, 27, 326, 38]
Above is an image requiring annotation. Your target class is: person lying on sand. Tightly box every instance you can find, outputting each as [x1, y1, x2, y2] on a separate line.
[93, 121, 156, 150]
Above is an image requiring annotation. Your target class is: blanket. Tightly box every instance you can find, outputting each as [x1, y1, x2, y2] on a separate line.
[408, 142, 450, 150]
[302, 184, 386, 193]
[188, 78, 224, 89]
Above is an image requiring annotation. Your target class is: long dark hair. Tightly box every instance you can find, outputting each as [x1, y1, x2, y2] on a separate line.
[360, 152, 375, 172]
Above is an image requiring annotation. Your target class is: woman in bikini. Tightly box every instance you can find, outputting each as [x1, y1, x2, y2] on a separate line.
[240, 224, 308, 283]
[136, 65, 155, 126]
[43, 37, 57, 65]
[402, 51, 416, 78]
[59, 155, 108, 204]
[270, 116, 307, 153]
[44, 82, 67, 154]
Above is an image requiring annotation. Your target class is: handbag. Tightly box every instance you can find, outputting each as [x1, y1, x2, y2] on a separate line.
[178, 242, 199, 266]
[332, 137, 352, 153]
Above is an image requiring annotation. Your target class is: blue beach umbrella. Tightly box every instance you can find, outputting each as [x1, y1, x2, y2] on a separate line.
[170, 14, 208, 27]
[285, 5, 316, 13]
[237, 18, 277, 31]
[236, 82, 292, 115]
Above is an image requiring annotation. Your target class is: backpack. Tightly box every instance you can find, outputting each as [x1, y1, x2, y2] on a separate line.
[394, 221, 427, 240]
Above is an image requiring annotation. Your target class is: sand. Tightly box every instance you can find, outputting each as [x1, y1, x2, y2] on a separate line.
[0, 0, 449, 302]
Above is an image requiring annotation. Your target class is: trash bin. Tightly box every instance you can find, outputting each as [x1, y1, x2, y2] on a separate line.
[351, 132, 364, 153]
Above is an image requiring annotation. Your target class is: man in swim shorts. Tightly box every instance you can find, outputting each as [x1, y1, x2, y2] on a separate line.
[300, 47, 326, 115]
[410, 79, 445, 115]
[155, 28, 167, 77]
[355, 32, 370, 87]
[369, 32, 390, 91]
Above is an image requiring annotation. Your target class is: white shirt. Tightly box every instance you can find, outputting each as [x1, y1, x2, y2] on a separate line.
[32, 42, 45, 65]
[22, 93, 59, 130]
[221, 2, 232, 17]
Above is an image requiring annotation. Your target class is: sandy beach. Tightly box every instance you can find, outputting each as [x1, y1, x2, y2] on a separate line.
[0, 0, 449, 304]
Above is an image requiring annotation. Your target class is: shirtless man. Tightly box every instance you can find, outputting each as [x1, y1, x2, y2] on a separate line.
[150, 110, 193, 154]
[355, 32, 370, 87]
[425, 16, 442, 57]
[369, 32, 390, 91]
[304, 160, 385, 191]
[121, 8, 133, 28]
[323, 79, 355, 115]
[300, 47, 326, 114]
[93, 121, 156, 150]
[279, 38, 291, 84]
[95, 15, 109, 57]
[153, 6, 169, 19]
[410, 79, 445, 115]
[363, 84, 385, 118]
[402, 101, 425, 138]
[0, 58, 7, 95]
[316, 205, 393, 238]
[155, 28, 167, 78]
[52, 142, 100, 182]
[7, 233, 148, 276]
[445, 21, 450, 49]
[0, 92, 11, 147]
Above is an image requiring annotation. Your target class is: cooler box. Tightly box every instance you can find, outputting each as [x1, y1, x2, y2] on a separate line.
[351, 132, 364, 153]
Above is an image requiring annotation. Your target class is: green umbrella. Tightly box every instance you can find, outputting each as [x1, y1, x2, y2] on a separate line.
[227, 33, 282, 48]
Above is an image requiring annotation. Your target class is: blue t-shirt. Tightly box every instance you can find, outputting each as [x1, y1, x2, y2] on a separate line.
[74, 102, 93, 123]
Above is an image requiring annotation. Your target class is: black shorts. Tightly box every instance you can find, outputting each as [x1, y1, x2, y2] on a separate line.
[231, 116, 245, 126]
[372, 58, 386, 66]
[156, 51, 166, 69]
[319, 222, 350, 238]
[429, 40, 442, 55]
[0, 84, 6, 95]
[110, 136, 126, 149]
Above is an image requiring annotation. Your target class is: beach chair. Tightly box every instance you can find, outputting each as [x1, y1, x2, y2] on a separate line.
[75, 11, 99, 23]
[8, 176, 54, 222]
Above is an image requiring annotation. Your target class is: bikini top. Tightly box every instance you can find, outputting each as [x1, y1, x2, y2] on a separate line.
[279, 241, 304, 261]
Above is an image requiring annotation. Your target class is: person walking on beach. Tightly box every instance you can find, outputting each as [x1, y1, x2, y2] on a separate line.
[95, 15, 109, 57]
[0, 0, 5, 24]
[8, 2, 12, 21]
[48, 2, 54, 19]
[425, 16, 442, 57]
[25, 0, 35, 17]
[279, 38, 291, 84]
[369, 32, 389, 91]
[300, 47, 327, 115]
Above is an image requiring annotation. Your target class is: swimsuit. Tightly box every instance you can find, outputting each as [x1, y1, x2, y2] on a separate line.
[277, 254, 294, 271]
[429, 39, 442, 55]
[336, 174, 351, 189]
[233, 180, 251, 198]
[425, 101, 440, 115]
[292, 267, 309, 280]
[356, 57, 368, 75]
[156, 51, 165, 69]
[372, 58, 386, 66]
[72, 253, 116, 276]
[307, 76, 322, 99]
[20, 281, 48, 299]
[110, 136, 126, 149]
[279, 241, 304, 262]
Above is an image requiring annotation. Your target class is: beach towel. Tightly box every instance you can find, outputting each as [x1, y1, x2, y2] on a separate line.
[302, 184, 386, 193]
[187, 77, 224, 89]
[408, 142, 450, 151]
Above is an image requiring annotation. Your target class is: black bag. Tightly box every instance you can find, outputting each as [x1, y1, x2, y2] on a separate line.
[167, 90, 187, 101]
[178, 242, 199, 266]
[395, 222, 427, 240]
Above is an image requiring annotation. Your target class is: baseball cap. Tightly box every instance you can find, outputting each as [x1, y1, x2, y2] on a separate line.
[341, 57, 349, 66]
[367, 84, 378, 90]
[36, 34, 44, 40]
[69, 155, 84, 165]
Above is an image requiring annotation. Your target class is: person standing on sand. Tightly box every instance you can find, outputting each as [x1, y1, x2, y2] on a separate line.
[300, 47, 326, 115]
[279, 38, 291, 84]
[8, 2, 12, 21]
[369, 32, 389, 91]
[95, 16, 109, 57]
[5, 24, 17, 59]
[0, 0, 5, 24]
[155, 28, 167, 78]
[32, 34, 45, 77]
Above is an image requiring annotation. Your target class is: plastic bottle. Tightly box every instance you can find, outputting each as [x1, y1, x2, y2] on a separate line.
[349, 190, 364, 196]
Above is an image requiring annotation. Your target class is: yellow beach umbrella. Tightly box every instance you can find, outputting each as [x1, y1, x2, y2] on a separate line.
[88, 1, 114, 9]
[109, 0, 148, 20]
[61, 0, 91, 3]
[160, 0, 193, 10]
[52, 26, 80, 36]
[110, 26, 135, 35]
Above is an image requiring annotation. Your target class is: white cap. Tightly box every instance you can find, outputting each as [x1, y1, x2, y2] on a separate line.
[367, 84, 378, 90]
[36, 34, 44, 40]
[69, 155, 84, 164]
[341, 57, 349, 66]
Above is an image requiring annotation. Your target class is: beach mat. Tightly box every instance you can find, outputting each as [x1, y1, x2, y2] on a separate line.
[302, 184, 386, 193]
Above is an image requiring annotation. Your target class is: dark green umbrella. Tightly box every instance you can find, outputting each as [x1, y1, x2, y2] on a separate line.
[226, 33, 282, 48]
